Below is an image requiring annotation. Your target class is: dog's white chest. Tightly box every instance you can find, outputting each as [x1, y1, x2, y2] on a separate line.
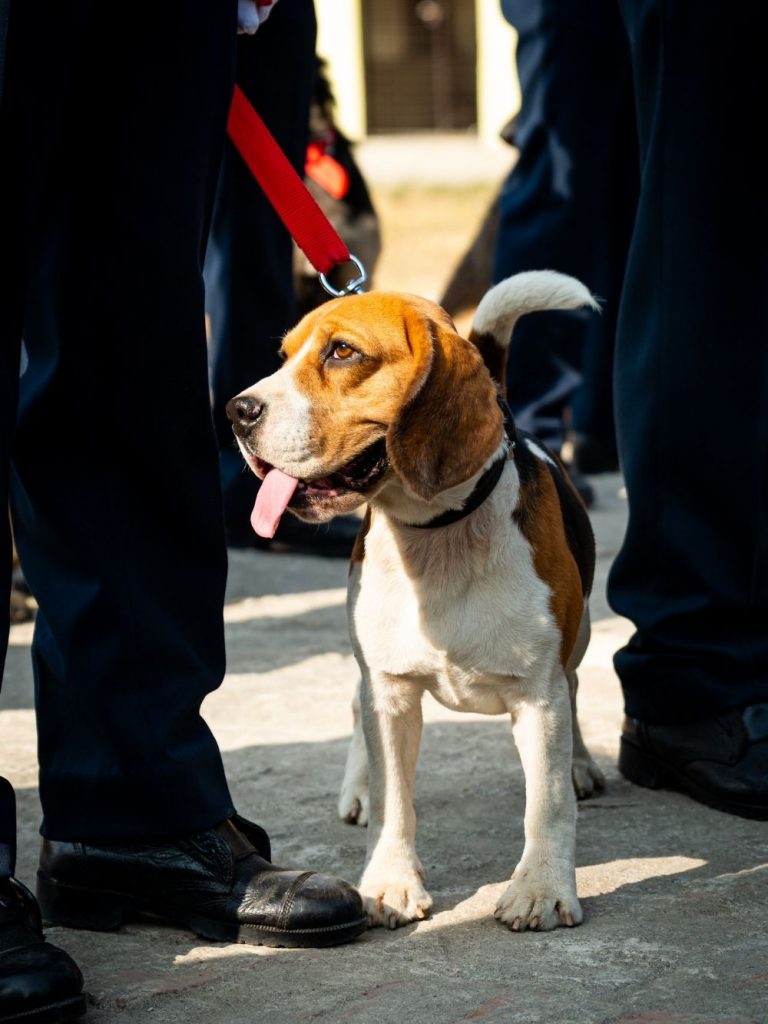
[349, 510, 558, 714]
[427, 662, 514, 715]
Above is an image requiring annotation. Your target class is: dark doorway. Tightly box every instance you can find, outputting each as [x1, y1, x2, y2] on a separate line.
[362, 0, 477, 133]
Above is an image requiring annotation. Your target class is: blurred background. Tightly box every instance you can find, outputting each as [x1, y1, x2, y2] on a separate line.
[316, 1, 518, 145]
[315, 0, 519, 305]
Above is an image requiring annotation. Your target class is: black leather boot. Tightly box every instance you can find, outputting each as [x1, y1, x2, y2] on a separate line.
[0, 877, 86, 1024]
[37, 818, 366, 948]
[619, 704, 768, 820]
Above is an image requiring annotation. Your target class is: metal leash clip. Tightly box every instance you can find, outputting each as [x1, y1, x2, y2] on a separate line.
[319, 254, 368, 297]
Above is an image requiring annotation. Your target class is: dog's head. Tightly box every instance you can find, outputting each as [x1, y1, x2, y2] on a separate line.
[227, 292, 503, 535]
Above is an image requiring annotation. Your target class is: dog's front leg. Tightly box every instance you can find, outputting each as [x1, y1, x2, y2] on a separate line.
[357, 670, 432, 929]
[496, 676, 582, 931]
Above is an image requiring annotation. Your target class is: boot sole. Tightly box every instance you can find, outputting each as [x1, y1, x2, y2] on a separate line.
[0, 995, 87, 1024]
[619, 736, 768, 821]
[36, 875, 367, 949]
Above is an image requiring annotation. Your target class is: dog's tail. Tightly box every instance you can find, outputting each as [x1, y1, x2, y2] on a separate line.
[468, 271, 599, 396]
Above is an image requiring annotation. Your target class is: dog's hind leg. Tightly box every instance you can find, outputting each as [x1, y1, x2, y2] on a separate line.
[568, 668, 606, 799]
[338, 679, 370, 825]
[566, 606, 605, 799]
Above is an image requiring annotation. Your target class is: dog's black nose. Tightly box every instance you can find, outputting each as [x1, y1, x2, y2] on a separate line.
[226, 395, 264, 431]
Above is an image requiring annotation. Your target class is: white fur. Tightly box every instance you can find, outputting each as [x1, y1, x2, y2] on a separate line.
[524, 438, 557, 466]
[234, 343, 319, 476]
[341, 459, 602, 931]
[374, 439, 511, 526]
[472, 270, 600, 348]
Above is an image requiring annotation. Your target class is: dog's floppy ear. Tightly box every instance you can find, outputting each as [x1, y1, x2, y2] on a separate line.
[386, 308, 503, 501]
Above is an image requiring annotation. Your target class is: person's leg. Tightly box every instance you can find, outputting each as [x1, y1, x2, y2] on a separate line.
[2, 0, 366, 950]
[0, 791, 85, 1024]
[0, 783, 12, 886]
[0, 0, 17, 871]
[0, 250, 17, 880]
[206, 0, 317, 531]
[0, 184, 17, 883]
[610, 0, 768, 815]
[1, 8, 86, 1018]
[494, 0, 635, 449]
[570, 82, 637, 473]
[8, 0, 237, 842]
[1, 33, 84, 1013]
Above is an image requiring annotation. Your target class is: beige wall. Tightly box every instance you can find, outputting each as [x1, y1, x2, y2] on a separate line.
[315, 0, 366, 139]
[475, 1, 520, 143]
[315, 0, 520, 142]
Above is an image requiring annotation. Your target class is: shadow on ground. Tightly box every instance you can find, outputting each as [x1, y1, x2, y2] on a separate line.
[7, 718, 767, 1023]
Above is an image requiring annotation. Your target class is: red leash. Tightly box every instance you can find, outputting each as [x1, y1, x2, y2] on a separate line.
[226, 85, 367, 295]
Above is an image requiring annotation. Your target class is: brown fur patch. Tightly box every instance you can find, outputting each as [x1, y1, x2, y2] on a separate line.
[387, 313, 503, 500]
[543, 454, 595, 599]
[514, 459, 584, 666]
[279, 294, 439, 476]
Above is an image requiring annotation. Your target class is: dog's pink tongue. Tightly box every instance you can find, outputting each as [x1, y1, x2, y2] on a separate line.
[251, 468, 299, 539]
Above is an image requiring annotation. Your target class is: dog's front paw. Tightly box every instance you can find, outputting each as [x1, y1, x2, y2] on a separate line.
[359, 864, 433, 929]
[338, 781, 369, 826]
[494, 868, 582, 932]
[572, 755, 605, 800]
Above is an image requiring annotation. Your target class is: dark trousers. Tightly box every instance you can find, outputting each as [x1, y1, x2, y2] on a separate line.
[0, 0, 238, 860]
[494, 0, 637, 446]
[206, 0, 317, 529]
[609, 0, 768, 722]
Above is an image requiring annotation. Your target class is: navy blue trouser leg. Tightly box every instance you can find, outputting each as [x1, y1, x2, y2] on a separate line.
[206, 0, 317, 529]
[0, 188, 17, 872]
[0, 779, 13, 877]
[1, 0, 238, 841]
[494, 0, 637, 446]
[0, 0, 42, 869]
[609, 0, 768, 723]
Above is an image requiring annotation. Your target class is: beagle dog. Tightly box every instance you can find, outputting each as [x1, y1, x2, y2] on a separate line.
[227, 271, 605, 933]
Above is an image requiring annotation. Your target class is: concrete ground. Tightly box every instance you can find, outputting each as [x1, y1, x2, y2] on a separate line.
[3, 137, 766, 1024]
[2, 472, 767, 1024]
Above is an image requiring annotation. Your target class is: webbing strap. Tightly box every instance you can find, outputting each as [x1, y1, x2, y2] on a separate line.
[227, 84, 351, 276]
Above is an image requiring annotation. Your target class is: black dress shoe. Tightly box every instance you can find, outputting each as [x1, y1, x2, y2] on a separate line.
[619, 704, 768, 820]
[571, 433, 620, 475]
[36, 819, 366, 949]
[566, 469, 595, 509]
[228, 814, 270, 861]
[0, 877, 86, 1024]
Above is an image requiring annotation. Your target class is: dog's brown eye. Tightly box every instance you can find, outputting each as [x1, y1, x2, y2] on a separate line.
[330, 341, 357, 361]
